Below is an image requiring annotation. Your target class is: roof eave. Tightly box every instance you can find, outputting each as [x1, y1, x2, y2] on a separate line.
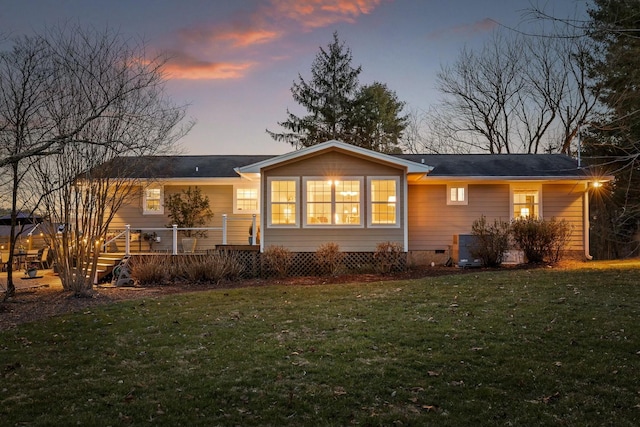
[415, 175, 607, 183]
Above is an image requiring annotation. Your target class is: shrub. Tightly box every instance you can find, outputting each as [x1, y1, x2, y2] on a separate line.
[129, 255, 169, 286]
[315, 242, 345, 276]
[164, 186, 214, 238]
[262, 245, 293, 278]
[511, 217, 573, 264]
[470, 215, 511, 267]
[373, 241, 405, 273]
[205, 252, 244, 283]
[129, 253, 244, 285]
[180, 253, 244, 284]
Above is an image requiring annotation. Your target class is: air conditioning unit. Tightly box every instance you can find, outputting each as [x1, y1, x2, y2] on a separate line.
[452, 234, 483, 268]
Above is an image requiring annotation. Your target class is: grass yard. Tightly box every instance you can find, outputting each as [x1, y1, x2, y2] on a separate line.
[1, 261, 639, 426]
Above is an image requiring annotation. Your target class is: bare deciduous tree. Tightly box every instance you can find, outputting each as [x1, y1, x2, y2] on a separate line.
[1, 25, 191, 298]
[427, 27, 597, 155]
[0, 35, 60, 298]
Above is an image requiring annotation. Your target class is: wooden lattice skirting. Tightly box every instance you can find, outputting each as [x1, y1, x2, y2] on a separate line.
[213, 249, 407, 278]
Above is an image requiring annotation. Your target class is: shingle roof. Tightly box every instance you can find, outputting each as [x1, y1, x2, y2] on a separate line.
[103, 152, 587, 179]
[395, 154, 585, 178]
[101, 155, 275, 178]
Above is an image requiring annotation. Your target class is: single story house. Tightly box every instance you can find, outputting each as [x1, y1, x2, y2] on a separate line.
[107, 140, 608, 265]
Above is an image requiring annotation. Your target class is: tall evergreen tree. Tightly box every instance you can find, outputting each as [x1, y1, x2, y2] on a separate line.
[267, 32, 361, 149]
[268, 32, 408, 152]
[584, 0, 640, 258]
[349, 82, 407, 153]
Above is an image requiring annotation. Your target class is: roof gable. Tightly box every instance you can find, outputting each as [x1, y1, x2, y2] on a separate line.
[235, 140, 434, 177]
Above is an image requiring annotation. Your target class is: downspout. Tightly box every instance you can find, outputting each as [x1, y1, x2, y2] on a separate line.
[403, 177, 409, 252]
[583, 185, 593, 260]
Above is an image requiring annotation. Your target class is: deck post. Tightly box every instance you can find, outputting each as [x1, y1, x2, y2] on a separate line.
[222, 214, 227, 245]
[251, 214, 257, 245]
[125, 224, 131, 256]
[172, 224, 178, 255]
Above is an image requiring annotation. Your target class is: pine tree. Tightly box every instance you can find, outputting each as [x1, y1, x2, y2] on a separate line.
[349, 82, 407, 153]
[268, 33, 408, 152]
[585, 0, 640, 258]
[267, 32, 361, 149]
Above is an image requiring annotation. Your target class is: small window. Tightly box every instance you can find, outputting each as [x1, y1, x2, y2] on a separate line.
[268, 178, 298, 226]
[369, 177, 399, 226]
[511, 185, 541, 219]
[447, 184, 468, 205]
[143, 187, 164, 215]
[233, 185, 259, 214]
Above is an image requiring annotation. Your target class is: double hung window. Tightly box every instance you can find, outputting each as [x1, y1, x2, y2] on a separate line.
[305, 178, 362, 226]
[143, 187, 163, 215]
[369, 178, 399, 226]
[512, 185, 541, 219]
[234, 185, 259, 214]
[269, 178, 298, 225]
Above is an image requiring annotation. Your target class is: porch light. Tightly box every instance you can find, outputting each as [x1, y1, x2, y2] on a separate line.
[592, 181, 602, 188]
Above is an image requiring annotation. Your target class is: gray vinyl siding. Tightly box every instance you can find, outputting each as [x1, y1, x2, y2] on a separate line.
[110, 184, 258, 250]
[408, 184, 510, 251]
[542, 184, 584, 250]
[262, 151, 405, 252]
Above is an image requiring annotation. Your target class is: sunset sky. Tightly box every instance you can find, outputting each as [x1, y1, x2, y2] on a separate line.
[2, 0, 587, 155]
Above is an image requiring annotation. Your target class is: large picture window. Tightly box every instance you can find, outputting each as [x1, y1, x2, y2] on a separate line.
[269, 178, 298, 226]
[304, 178, 362, 226]
[369, 178, 399, 226]
[143, 186, 163, 215]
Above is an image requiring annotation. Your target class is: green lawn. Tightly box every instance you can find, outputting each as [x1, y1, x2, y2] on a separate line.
[1, 261, 639, 426]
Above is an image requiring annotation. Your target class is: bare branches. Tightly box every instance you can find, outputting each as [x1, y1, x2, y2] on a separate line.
[429, 25, 598, 155]
[0, 24, 190, 295]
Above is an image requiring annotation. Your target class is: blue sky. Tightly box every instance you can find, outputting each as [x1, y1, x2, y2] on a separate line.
[2, 0, 587, 155]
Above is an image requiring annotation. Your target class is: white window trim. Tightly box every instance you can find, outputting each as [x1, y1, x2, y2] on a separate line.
[367, 176, 401, 228]
[302, 176, 364, 228]
[233, 183, 260, 214]
[143, 185, 164, 215]
[267, 177, 299, 228]
[510, 183, 542, 220]
[446, 183, 468, 205]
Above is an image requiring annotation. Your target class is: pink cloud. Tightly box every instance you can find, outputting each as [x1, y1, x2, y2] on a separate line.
[164, 51, 255, 80]
[179, 26, 281, 48]
[271, 0, 384, 29]
[166, 0, 387, 80]
[427, 18, 498, 40]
